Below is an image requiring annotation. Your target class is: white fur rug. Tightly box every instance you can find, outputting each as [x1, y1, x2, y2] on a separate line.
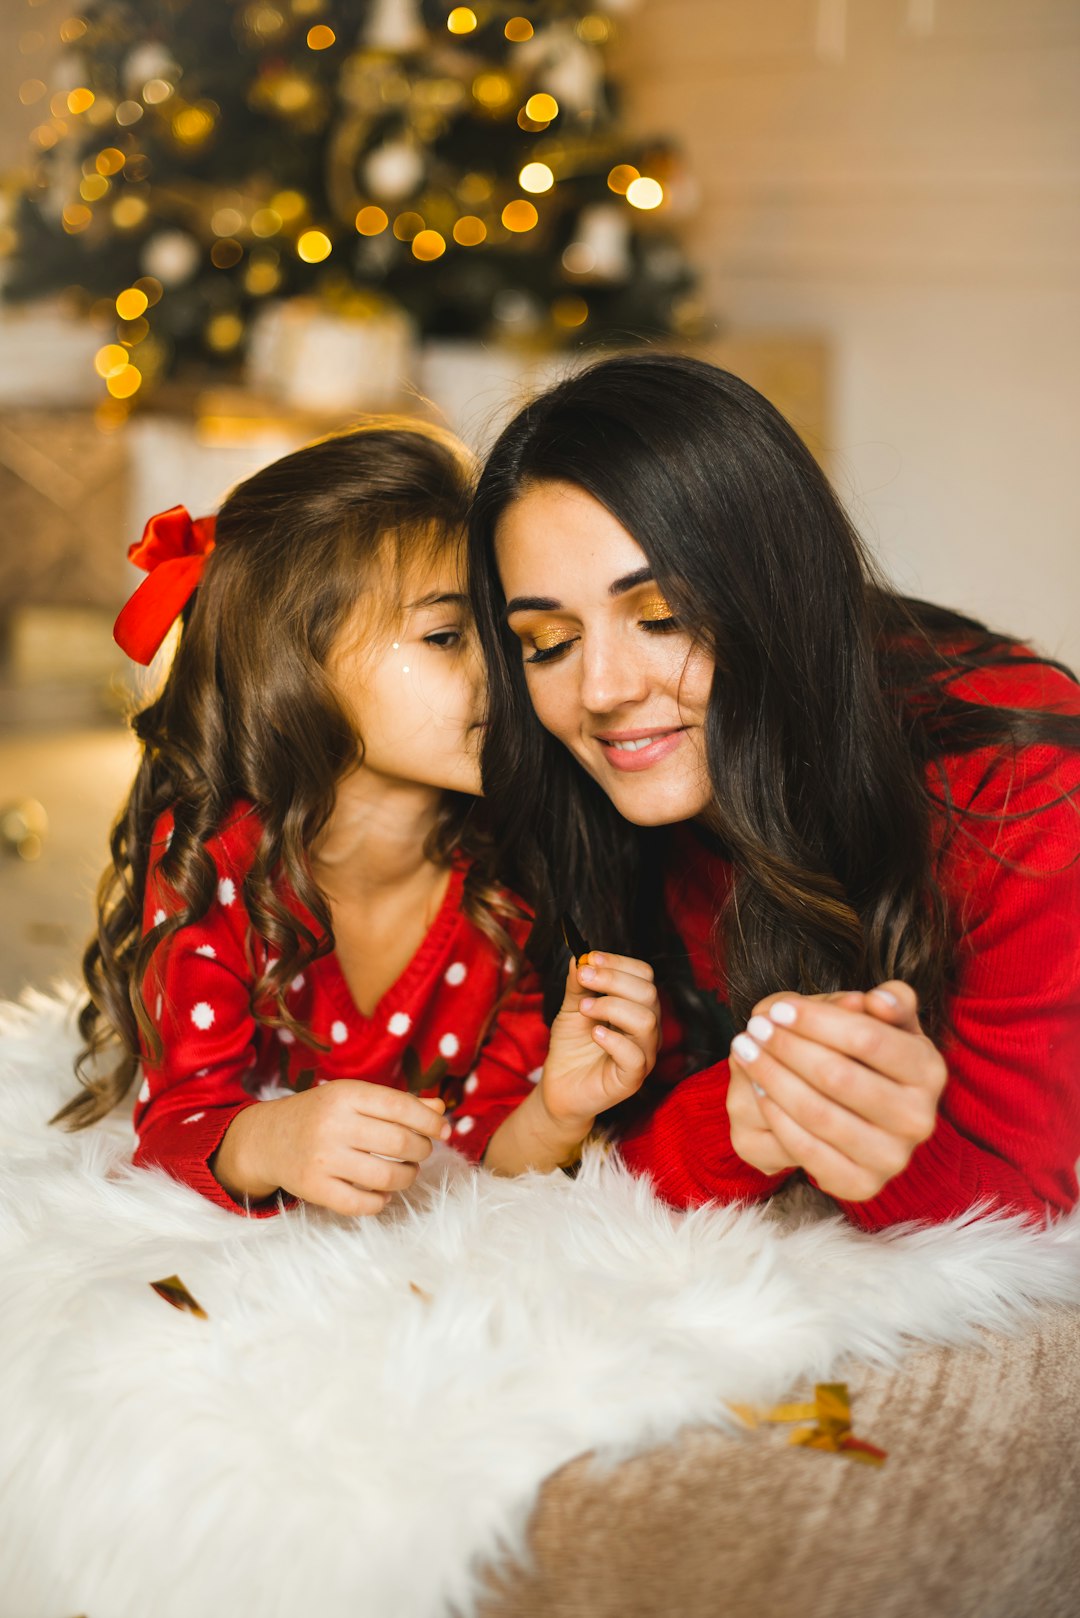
[2, 988, 1079, 1618]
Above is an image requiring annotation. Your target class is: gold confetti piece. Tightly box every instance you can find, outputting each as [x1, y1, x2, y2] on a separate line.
[746, 1382, 887, 1466]
[727, 1403, 760, 1429]
[150, 1275, 207, 1319]
[760, 1401, 819, 1424]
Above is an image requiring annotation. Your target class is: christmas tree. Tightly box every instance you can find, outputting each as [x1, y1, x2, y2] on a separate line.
[3, 0, 701, 404]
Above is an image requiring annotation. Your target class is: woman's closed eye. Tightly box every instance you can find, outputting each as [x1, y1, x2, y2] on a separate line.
[518, 601, 680, 664]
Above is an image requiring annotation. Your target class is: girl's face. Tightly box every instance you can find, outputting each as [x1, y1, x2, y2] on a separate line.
[332, 542, 483, 797]
[495, 480, 715, 826]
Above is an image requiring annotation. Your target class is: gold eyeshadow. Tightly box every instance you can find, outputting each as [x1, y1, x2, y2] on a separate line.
[515, 623, 576, 651]
[638, 596, 676, 622]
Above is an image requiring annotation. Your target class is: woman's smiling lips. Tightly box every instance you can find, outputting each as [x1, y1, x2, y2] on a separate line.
[593, 727, 686, 772]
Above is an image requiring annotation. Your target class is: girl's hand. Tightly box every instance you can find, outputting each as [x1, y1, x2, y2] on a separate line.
[539, 952, 661, 1134]
[726, 982, 947, 1202]
[213, 1081, 452, 1216]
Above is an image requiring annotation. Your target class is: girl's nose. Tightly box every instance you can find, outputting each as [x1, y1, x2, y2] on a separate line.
[578, 632, 651, 717]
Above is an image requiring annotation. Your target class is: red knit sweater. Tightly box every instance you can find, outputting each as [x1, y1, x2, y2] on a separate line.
[133, 803, 546, 1213]
[617, 657, 1080, 1228]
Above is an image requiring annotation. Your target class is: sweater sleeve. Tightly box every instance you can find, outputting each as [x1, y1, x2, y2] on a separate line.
[615, 1059, 798, 1207]
[448, 960, 550, 1164]
[132, 814, 275, 1216]
[837, 736, 1080, 1231]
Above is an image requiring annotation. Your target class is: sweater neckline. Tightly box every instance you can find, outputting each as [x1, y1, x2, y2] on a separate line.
[321, 856, 469, 1034]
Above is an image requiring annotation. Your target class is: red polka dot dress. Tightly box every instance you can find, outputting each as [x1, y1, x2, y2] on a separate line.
[133, 802, 548, 1214]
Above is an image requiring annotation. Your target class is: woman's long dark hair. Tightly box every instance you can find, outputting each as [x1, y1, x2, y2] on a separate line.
[61, 420, 519, 1128]
[469, 352, 1080, 1043]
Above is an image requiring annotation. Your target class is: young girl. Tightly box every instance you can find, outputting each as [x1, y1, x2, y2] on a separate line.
[469, 353, 1080, 1229]
[59, 422, 659, 1215]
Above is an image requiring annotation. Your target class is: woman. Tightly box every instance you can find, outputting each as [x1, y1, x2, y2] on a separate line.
[469, 352, 1080, 1229]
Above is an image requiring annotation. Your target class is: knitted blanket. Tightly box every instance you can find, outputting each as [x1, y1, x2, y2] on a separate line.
[2, 987, 1078, 1618]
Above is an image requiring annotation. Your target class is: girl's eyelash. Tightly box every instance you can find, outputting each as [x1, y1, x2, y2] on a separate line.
[641, 615, 679, 633]
[424, 629, 463, 648]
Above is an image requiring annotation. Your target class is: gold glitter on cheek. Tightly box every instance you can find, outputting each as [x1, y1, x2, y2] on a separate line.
[638, 596, 676, 622]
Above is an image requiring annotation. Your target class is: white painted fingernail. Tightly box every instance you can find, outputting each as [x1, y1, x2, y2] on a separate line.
[769, 1002, 797, 1026]
[732, 1032, 761, 1063]
[751, 1081, 766, 1097]
[746, 1015, 774, 1042]
[872, 988, 899, 1006]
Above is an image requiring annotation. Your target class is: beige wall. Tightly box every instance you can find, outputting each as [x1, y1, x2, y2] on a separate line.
[616, 0, 1080, 666]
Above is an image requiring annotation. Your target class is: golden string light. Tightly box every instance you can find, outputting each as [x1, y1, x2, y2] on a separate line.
[519, 162, 554, 194]
[524, 93, 559, 122]
[115, 287, 149, 320]
[607, 164, 638, 195]
[411, 229, 446, 261]
[306, 25, 336, 49]
[453, 215, 487, 246]
[473, 73, 513, 111]
[626, 176, 664, 210]
[355, 206, 389, 235]
[505, 17, 534, 42]
[447, 7, 477, 33]
[502, 199, 538, 233]
[66, 88, 95, 115]
[296, 228, 332, 262]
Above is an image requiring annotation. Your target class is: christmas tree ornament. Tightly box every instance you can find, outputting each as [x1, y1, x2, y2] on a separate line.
[364, 138, 425, 201]
[569, 204, 631, 281]
[141, 230, 201, 287]
[364, 0, 426, 53]
[123, 43, 180, 95]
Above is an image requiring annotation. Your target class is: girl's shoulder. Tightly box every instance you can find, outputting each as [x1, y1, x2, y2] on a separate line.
[149, 798, 264, 883]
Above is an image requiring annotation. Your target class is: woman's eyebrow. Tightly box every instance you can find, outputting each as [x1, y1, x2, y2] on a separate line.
[504, 594, 561, 617]
[406, 590, 469, 609]
[504, 569, 655, 618]
[610, 566, 654, 597]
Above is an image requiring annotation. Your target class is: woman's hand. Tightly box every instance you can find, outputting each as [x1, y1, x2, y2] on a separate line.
[540, 951, 661, 1134]
[726, 982, 947, 1201]
[213, 1081, 452, 1216]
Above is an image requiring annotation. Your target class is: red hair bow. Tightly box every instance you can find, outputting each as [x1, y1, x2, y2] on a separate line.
[113, 505, 217, 665]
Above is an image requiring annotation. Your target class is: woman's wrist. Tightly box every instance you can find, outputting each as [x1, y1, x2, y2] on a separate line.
[212, 1104, 281, 1202]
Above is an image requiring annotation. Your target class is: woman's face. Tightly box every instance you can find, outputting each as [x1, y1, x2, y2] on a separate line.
[495, 480, 715, 826]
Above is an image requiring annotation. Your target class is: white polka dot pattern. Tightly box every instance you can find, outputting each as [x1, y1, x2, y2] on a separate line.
[153, 909, 166, 928]
[217, 877, 236, 906]
[155, 994, 163, 1019]
[191, 1001, 215, 1031]
[291, 974, 305, 992]
[182, 1112, 205, 1124]
[138, 1077, 150, 1103]
[278, 1028, 295, 1045]
[454, 1115, 475, 1135]
[464, 1072, 479, 1094]
[331, 1020, 348, 1044]
[444, 961, 467, 986]
[388, 1012, 411, 1037]
[195, 943, 216, 959]
[527, 1066, 543, 1085]
[438, 1033, 459, 1059]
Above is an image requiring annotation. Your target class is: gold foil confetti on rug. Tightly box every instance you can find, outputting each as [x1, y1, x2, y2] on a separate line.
[736, 1382, 887, 1465]
[150, 1274, 208, 1319]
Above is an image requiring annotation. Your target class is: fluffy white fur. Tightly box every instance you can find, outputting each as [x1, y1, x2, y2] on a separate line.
[2, 987, 1078, 1618]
